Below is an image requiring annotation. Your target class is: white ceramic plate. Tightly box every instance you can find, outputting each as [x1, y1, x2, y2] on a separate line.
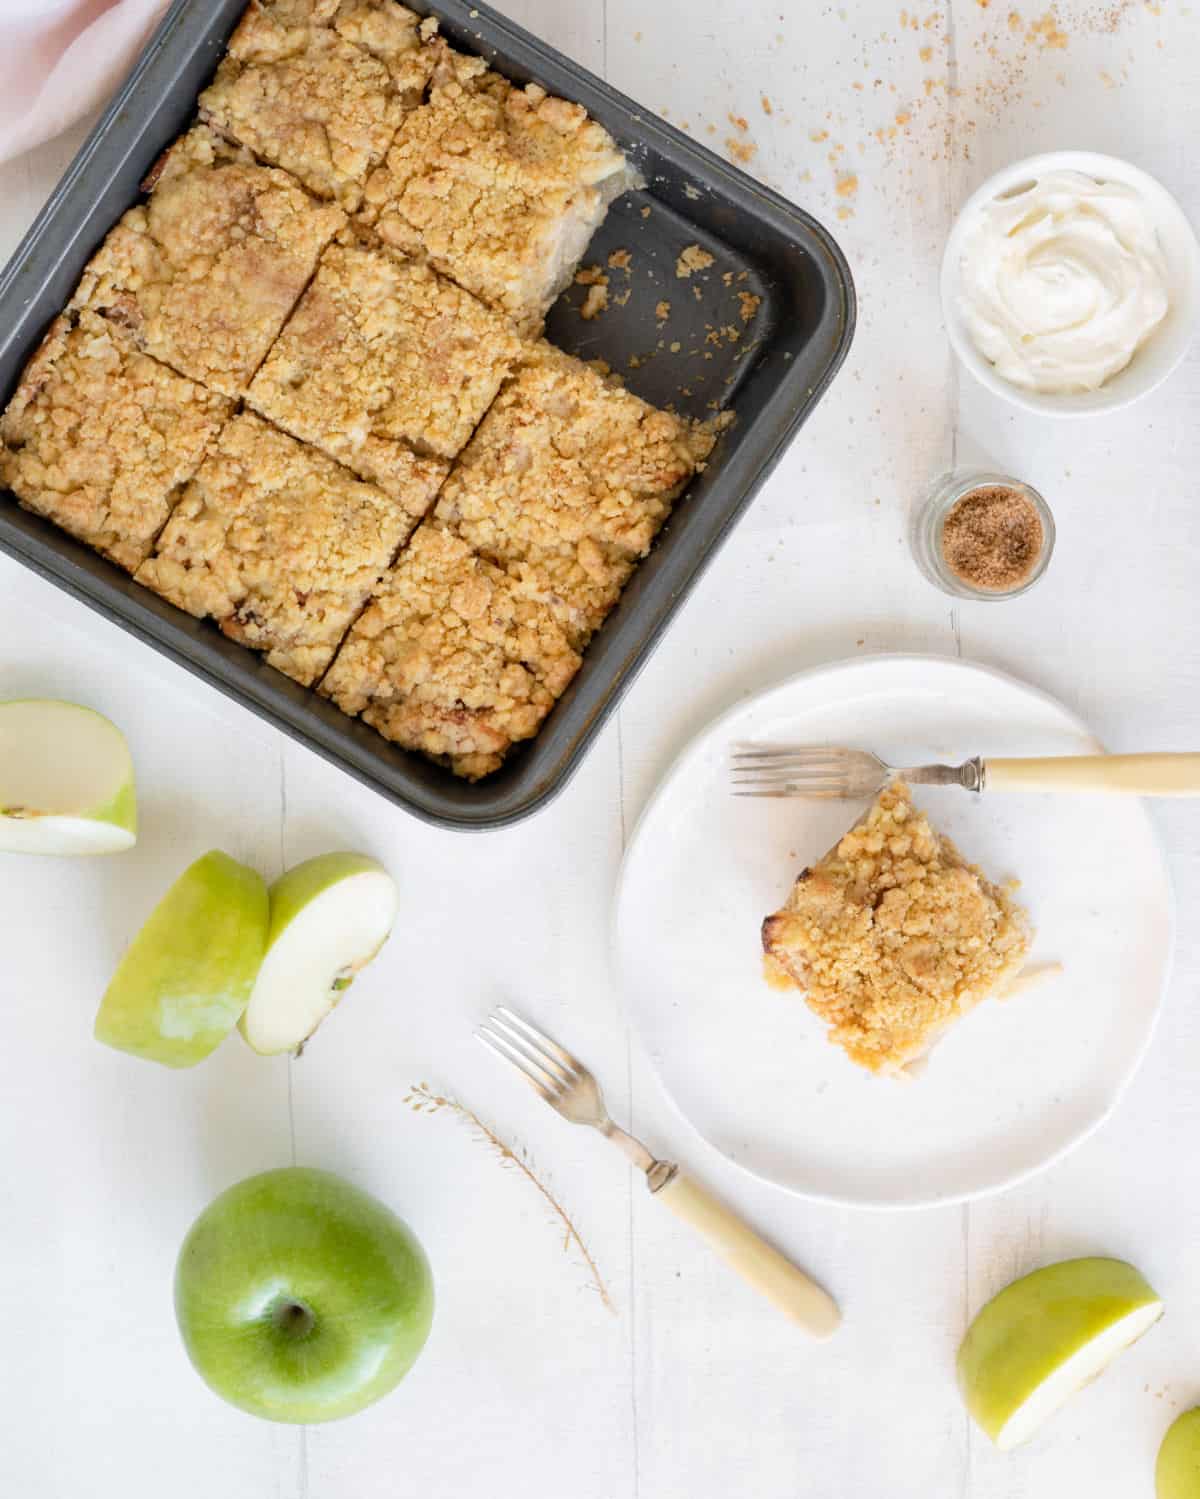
[613, 656, 1173, 1209]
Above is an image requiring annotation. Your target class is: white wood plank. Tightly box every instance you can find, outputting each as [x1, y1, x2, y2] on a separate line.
[0, 565, 296, 1495]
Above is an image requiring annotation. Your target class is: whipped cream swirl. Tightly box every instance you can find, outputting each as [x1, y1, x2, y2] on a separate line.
[957, 169, 1170, 394]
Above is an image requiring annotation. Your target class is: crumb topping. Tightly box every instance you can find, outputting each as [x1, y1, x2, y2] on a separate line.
[135, 412, 419, 686]
[0, 312, 231, 571]
[433, 342, 716, 648]
[761, 782, 1031, 1075]
[321, 523, 580, 778]
[70, 126, 344, 397]
[357, 46, 631, 332]
[675, 244, 715, 277]
[200, 0, 435, 209]
[249, 238, 519, 486]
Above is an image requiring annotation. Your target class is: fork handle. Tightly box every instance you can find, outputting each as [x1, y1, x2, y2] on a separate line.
[985, 753, 1200, 796]
[652, 1169, 840, 1339]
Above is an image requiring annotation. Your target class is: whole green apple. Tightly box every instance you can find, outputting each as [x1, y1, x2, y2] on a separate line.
[175, 1167, 434, 1423]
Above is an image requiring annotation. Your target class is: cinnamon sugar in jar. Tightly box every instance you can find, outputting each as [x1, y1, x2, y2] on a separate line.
[911, 471, 1055, 600]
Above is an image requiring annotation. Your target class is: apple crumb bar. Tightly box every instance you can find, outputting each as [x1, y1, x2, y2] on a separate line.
[321, 523, 581, 779]
[69, 125, 345, 398]
[434, 341, 717, 649]
[357, 44, 634, 334]
[0, 311, 231, 572]
[136, 412, 444, 687]
[248, 238, 524, 487]
[761, 782, 1031, 1076]
[200, 0, 438, 211]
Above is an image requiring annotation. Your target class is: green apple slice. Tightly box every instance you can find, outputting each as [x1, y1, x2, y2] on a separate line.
[239, 852, 397, 1056]
[95, 850, 268, 1067]
[958, 1257, 1163, 1450]
[1158, 1408, 1200, 1498]
[0, 698, 136, 854]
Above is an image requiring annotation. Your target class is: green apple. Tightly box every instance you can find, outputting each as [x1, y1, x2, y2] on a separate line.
[1158, 1408, 1200, 1498]
[175, 1166, 434, 1423]
[0, 698, 136, 854]
[239, 852, 397, 1056]
[95, 850, 268, 1067]
[958, 1256, 1163, 1450]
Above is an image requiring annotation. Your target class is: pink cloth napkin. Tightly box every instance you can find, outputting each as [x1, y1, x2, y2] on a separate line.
[0, 0, 169, 164]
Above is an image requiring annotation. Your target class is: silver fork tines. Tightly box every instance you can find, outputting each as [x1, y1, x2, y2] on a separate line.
[730, 745, 984, 799]
[476, 1007, 656, 1170]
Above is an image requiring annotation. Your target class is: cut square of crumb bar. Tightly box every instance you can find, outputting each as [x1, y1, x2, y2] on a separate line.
[321, 523, 581, 779]
[200, 0, 437, 211]
[135, 412, 444, 687]
[248, 239, 524, 491]
[761, 782, 1031, 1077]
[433, 342, 716, 649]
[69, 126, 344, 398]
[0, 312, 231, 572]
[357, 45, 633, 334]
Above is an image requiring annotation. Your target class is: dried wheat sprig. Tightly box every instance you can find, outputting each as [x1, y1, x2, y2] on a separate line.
[405, 1082, 614, 1313]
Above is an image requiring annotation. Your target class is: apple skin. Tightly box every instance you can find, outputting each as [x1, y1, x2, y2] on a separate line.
[1158, 1409, 1200, 1499]
[958, 1257, 1162, 1448]
[175, 1167, 434, 1424]
[94, 850, 268, 1067]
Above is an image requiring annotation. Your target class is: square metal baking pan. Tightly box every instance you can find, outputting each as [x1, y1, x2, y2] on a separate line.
[0, 0, 854, 830]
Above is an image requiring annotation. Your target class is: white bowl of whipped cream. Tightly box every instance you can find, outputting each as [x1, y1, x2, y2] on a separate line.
[942, 151, 1200, 416]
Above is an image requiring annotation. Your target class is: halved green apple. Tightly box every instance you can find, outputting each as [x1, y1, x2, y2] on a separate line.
[239, 852, 397, 1055]
[958, 1257, 1163, 1450]
[1158, 1408, 1200, 1498]
[0, 698, 136, 854]
[95, 850, 268, 1067]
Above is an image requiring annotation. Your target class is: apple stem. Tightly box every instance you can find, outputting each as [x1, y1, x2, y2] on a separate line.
[271, 1299, 316, 1339]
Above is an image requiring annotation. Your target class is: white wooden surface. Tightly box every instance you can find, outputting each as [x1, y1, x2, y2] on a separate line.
[1, 2, 1198, 1495]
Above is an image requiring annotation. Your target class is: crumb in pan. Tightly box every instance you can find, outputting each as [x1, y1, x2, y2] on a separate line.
[675, 244, 714, 277]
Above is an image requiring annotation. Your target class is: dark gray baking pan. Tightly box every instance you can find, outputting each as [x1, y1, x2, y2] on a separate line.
[0, 0, 854, 830]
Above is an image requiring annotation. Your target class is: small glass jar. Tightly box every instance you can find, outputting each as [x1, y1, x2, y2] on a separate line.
[910, 469, 1055, 601]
